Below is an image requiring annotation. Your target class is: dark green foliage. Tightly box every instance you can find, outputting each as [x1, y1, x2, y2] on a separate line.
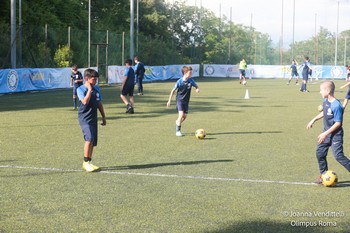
[0, 0, 346, 69]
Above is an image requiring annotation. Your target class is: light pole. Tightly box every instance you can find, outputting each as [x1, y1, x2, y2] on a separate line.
[136, 0, 139, 54]
[280, 0, 284, 65]
[88, 0, 91, 67]
[345, 37, 348, 66]
[130, 0, 135, 61]
[335, 1, 339, 66]
[11, 0, 16, 68]
[292, 0, 295, 59]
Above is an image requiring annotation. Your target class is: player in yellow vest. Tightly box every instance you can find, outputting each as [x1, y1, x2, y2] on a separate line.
[239, 58, 247, 85]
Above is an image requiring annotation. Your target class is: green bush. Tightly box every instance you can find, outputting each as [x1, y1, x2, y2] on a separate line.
[54, 45, 72, 68]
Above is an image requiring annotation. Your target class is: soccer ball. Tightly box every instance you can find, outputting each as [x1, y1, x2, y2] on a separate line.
[318, 105, 323, 112]
[321, 170, 338, 187]
[242, 80, 247, 85]
[195, 129, 206, 139]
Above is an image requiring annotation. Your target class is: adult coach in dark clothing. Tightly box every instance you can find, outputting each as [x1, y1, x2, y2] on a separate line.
[134, 56, 145, 95]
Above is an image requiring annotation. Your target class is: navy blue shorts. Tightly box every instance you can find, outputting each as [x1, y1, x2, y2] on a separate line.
[239, 69, 246, 77]
[291, 71, 299, 77]
[176, 101, 189, 114]
[345, 88, 350, 100]
[302, 72, 309, 81]
[121, 84, 134, 96]
[73, 85, 81, 96]
[80, 124, 98, 146]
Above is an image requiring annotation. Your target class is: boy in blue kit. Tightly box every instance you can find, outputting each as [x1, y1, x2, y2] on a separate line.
[166, 66, 200, 137]
[77, 69, 106, 172]
[287, 59, 299, 85]
[339, 78, 350, 109]
[120, 59, 135, 114]
[307, 81, 350, 183]
[134, 56, 145, 95]
[70, 65, 84, 110]
[300, 56, 313, 92]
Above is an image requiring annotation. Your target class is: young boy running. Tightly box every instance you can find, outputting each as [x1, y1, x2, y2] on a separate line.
[167, 66, 200, 137]
[287, 59, 299, 85]
[120, 59, 135, 114]
[77, 69, 106, 172]
[307, 81, 350, 183]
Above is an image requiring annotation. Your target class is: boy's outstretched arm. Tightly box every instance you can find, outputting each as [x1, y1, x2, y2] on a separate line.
[167, 89, 175, 107]
[306, 112, 324, 129]
[98, 102, 106, 126]
[340, 82, 350, 89]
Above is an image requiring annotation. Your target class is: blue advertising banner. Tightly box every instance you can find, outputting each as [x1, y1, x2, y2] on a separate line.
[203, 64, 348, 80]
[0, 68, 71, 94]
[108, 64, 200, 84]
[0, 67, 97, 94]
[1, 64, 347, 94]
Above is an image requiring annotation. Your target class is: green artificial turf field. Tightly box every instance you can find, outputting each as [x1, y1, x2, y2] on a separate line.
[1, 78, 349, 233]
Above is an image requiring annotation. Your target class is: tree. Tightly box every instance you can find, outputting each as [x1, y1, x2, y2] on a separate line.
[54, 45, 72, 68]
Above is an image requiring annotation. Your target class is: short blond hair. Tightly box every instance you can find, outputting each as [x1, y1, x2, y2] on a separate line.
[321, 81, 335, 95]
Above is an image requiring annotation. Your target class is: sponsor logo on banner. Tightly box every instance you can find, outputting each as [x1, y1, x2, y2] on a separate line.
[7, 70, 19, 91]
[205, 65, 215, 75]
[331, 66, 343, 78]
[31, 72, 45, 81]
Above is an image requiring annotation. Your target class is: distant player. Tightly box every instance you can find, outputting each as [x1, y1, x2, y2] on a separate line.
[307, 81, 350, 183]
[346, 65, 350, 82]
[77, 69, 106, 172]
[120, 59, 135, 114]
[339, 82, 350, 109]
[166, 66, 200, 137]
[308, 66, 313, 83]
[70, 64, 83, 110]
[134, 56, 145, 95]
[287, 59, 299, 85]
[239, 58, 247, 85]
[300, 56, 312, 92]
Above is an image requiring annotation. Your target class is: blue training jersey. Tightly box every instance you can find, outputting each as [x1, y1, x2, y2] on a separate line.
[322, 98, 343, 133]
[71, 71, 83, 87]
[124, 67, 135, 86]
[302, 61, 311, 76]
[173, 78, 198, 103]
[135, 62, 145, 77]
[77, 85, 102, 125]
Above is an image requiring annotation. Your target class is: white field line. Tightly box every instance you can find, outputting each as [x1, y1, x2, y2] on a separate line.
[0, 165, 317, 186]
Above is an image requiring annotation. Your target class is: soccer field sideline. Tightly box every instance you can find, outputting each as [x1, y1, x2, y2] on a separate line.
[0, 165, 317, 186]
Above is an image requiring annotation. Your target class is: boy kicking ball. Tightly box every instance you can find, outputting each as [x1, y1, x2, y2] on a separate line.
[77, 69, 106, 172]
[167, 66, 199, 136]
[307, 81, 350, 183]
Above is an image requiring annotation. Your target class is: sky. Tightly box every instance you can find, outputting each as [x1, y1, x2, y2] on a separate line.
[181, 0, 350, 48]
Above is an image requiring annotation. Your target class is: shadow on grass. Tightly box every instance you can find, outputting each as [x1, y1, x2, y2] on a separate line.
[101, 159, 233, 171]
[0, 160, 17, 163]
[209, 220, 334, 233]
[209, 131, 283, 135]
[336, 180, 350, 187]
[1, 170, 79, 178]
